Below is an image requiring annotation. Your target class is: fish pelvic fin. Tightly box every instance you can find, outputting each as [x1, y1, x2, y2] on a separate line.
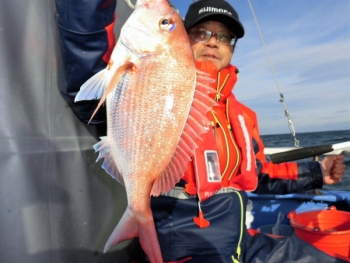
[151, 71, 217, 196]
[89, 61, 135, 123]
[93, 136, 124, 185]
[104, 207, 163, 262]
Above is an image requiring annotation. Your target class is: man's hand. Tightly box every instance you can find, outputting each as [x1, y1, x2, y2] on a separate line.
[321, 155, 346, 185]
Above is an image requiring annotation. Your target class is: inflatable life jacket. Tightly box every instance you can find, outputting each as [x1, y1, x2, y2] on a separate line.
[183, 61, 258, 202]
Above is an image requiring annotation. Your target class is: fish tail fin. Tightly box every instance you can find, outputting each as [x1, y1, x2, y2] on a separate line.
[104, 207, 163, 262]
[103, 206, 138, 253]
[138, 220, 163, 263]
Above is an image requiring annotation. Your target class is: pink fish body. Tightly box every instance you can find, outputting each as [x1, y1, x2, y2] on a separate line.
[75, 0, 215, 262]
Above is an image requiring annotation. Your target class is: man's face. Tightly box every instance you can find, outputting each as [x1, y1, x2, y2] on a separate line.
[189, 21, 234, 71]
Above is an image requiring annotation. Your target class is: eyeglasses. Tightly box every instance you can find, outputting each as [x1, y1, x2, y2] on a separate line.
[189, 29, 237, 46]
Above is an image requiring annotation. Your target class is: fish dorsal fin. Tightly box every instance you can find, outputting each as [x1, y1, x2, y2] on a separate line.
[89, 61, 135, 123]
[151, 70, 217, 196]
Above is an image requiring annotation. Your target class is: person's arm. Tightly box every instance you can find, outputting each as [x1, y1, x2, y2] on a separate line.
[244, 105, 325, 194]
[254, 157, 324, 194]
[252, 123, 346, 194]
[55, 0, 116, 124]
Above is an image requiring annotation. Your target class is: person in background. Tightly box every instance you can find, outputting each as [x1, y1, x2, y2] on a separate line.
[55, 0, 347, 262]
[55, 0, 116, 136]
[179, 0, 345, 196]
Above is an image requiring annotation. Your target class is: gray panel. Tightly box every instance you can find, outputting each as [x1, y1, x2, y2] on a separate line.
[0, 0, 139, 262]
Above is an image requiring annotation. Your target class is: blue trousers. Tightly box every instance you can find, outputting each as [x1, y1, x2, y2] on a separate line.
[150, 191, 347, 263]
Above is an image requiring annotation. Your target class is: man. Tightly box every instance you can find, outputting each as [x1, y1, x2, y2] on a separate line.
[150, 0, 347, 262]
[55, 0, 347, 262]
[182, 0, 344, 194]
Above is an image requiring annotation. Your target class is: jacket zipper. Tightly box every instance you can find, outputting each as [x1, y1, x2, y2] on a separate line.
[226, 98, 241, 180]
[210, 111, 230, 178]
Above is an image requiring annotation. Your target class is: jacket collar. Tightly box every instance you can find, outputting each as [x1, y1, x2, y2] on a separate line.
[195, 61, 239, 103]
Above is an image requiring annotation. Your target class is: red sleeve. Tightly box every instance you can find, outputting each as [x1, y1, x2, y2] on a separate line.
[238, 102, 323, 194]
[239, 102, 298, 179]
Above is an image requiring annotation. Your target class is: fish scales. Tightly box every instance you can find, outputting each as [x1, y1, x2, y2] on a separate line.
[75, 0, 215, 262]
[108, 60, 195, 179]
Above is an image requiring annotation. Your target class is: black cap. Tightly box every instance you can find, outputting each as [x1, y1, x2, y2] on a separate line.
[184, 0, 245, 38]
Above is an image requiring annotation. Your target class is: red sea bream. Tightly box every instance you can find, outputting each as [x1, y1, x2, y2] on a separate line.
[75, 0, 215, 262]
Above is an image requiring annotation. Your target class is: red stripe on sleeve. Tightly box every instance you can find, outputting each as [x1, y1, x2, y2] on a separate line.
[102, 14, 116, 63]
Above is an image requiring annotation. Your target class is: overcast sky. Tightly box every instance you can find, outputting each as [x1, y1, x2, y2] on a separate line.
[170, 0, 350, 135]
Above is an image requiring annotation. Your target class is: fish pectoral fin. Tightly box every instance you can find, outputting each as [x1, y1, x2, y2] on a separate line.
[75, 70, 108, 102]
[151, 147, 190, 196]
[93, 136, 124, 185]
[89, 61, 135, 123]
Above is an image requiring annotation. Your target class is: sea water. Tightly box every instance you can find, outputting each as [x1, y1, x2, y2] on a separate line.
[261, 129, 350, 191]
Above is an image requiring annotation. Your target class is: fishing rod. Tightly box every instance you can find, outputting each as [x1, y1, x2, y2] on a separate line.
[268, 141, 350, 164]
[246, 0, 300, 148]
[188, 0, 300, 148]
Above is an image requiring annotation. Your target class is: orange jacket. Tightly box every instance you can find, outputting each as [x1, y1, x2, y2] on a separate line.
[182, 61, 324, 195]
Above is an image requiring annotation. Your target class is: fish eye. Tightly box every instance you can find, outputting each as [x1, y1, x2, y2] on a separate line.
[161, 19, 169, 26]
[159, 18, 175, 31]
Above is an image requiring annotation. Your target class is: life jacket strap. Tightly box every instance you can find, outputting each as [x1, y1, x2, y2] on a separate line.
[160, 186, 239, 199]
[159, 186, 195, 199]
